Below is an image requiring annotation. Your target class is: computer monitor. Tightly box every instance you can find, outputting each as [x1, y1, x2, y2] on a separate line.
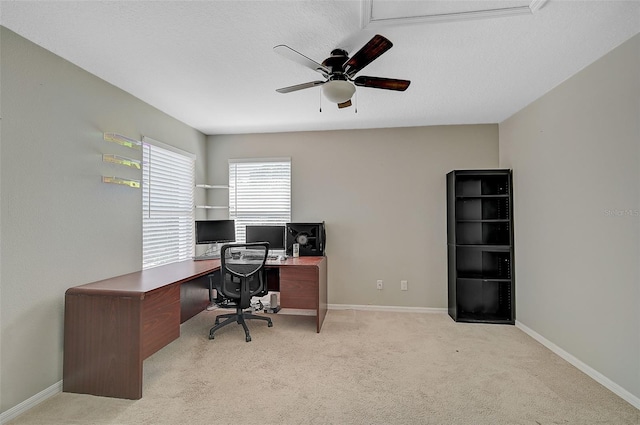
[195, 220, 236, 245]
[245, 225, 285, 251]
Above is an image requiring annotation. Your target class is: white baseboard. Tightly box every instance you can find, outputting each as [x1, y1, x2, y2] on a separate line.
[328, 303, 448, 314]
[0, 380, 62, 424]
[516, 320, 640, 410]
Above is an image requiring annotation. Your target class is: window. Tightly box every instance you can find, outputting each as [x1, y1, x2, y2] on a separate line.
[229, 158, 291, 242]
[142, 137, 195, 269]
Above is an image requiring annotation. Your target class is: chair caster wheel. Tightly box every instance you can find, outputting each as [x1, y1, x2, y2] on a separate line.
[246, 335, 251, 342]
[268, 322, 273, 327]
[209, 334, 215, 340]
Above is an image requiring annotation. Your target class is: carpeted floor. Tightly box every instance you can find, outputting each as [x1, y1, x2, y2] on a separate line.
[8, 309, 639, 425]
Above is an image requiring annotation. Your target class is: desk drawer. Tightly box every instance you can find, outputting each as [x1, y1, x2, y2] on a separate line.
[142, 285, 180, 359]
[280, 267, 318, 310]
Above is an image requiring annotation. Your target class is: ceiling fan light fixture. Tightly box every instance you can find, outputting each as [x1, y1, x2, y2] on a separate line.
[322, 80, 356, 104]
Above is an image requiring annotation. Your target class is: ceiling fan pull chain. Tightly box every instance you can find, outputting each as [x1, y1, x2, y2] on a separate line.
[319, 89, 322, 112]
[355, 91, 358, 113]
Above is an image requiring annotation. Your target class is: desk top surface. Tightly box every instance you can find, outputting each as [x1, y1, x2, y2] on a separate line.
[66, 256, 326, 297]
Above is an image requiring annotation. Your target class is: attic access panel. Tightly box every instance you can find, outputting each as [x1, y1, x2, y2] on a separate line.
[364, 0, 544, 27]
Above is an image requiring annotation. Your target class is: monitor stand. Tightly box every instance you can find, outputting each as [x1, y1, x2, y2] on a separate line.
[204, 242, 223, 257]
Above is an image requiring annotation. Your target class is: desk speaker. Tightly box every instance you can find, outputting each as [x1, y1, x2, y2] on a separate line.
[285, 222, 325, 256]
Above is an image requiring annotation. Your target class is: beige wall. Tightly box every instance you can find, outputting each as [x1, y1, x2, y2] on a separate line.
[208, 125, 498, 307]
[0, 27, 207, 413]
[499, 34, 640, 399]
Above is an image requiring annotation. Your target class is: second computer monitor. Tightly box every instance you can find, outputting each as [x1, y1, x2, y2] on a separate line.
[245, 225, 285, 251]
[195, 220, 236, 245]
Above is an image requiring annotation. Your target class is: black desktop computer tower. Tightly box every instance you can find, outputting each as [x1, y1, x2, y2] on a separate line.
[285, 222, 325, 256]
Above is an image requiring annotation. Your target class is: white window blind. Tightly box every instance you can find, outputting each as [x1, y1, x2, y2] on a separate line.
[229, 158, 291, 242]
[142, 137, 195, 269]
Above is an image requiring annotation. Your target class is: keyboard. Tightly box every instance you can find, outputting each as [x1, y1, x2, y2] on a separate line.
[242, 254, 284, 261]
[193, 254, 220, 261]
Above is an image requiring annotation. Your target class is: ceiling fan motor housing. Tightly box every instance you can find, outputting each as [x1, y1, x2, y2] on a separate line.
[323, 49, 350, 74]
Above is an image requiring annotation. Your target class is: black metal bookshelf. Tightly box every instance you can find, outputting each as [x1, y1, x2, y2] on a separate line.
[447, 169, 515, 324]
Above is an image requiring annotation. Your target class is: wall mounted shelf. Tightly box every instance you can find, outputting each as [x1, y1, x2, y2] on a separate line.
[102, 154, 141, 169]
[102, 176, 140, 188]
[195, 205, 229, 209]
[196, 184, 229, 189]
[103, 132, 142, 150]
[195, 183, 229, 210]
[102, 133, 142, 188]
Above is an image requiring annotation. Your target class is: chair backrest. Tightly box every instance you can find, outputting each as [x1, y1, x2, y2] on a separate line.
[219, 242, 269, 309]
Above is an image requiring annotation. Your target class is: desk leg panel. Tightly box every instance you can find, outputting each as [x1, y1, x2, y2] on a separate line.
[142, 285, 181, 359]
[280, 267, 318, 310]
[280, 258, 327, 333]
[179, 275, 210, 323]
[317, 258, 327, 333]
[63, 294, 143, 400]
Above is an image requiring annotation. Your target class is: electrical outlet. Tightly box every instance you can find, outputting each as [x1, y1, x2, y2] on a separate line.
[376, 280, 383, 290]
[401, 280, 408, 291]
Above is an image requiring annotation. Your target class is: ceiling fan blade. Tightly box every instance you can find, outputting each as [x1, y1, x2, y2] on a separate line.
[344, 34, 393, 78]
[353, 76, 411, 91]
[274, 45, 329, 76]
[337, 99, 352, 109]
[276, 81, 325, 94]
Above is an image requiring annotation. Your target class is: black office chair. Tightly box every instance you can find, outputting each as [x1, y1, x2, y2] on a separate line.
[209, 242, 273, 342]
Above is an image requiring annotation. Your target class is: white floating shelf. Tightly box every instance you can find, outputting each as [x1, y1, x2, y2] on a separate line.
[196, 184, 229, 189]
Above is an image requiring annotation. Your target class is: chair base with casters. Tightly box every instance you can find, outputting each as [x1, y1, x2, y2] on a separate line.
[209, 307, 273, 342]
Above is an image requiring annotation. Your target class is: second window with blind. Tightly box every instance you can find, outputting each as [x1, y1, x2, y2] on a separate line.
[228, 158, 291, 242]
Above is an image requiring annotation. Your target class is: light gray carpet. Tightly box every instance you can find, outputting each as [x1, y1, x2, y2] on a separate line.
[8, 309, 639, 425]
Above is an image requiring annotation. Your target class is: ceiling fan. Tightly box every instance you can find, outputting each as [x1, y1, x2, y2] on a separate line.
[274, 34, 411, 109]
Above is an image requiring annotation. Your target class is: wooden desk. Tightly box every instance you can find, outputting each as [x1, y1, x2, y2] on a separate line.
[63, 256, 327, 400]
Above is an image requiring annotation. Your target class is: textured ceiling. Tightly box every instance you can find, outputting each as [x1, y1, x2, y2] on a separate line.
[1, 1, 639, 135]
